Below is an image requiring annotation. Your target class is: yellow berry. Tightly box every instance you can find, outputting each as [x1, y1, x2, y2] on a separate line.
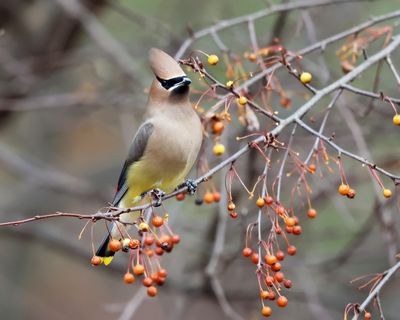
[300, 72, 312, 84]
[213, 143, 225, 156]
[237, 96, 247, 105]
[226, 80, 234, 87]
[383, 188, 392, 198]
[207, 54, 219, 65]
[139, 222, 149, 231]
[393, 114, 400, 126]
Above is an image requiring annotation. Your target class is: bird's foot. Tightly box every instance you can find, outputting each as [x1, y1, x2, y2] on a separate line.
[177, 179, 197, 195]
[151, 188, 166, 207]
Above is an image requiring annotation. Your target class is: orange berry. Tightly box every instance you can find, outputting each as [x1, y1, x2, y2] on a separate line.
[123, 272, 135, 284]
[276, 205, 285, 216]
[157, 235, 171, 249]
[256, 197, 265, 208]
[277, 295, 288, 307]
[383, 188, 392, 198]
[147, 286, 158, 297]
[276, 250, 285, 261]
[133, 264, 145, 275]
[293, 225, 302, 235]
[248, 53, 257, 62]
[283, 279, 292, 289]
[265, 255, 277, 265]
[155, 247, 164, 255]
[285, 226, 293, 233]
[287, 245, 297, 256]
[267, 291, 276, 300]
[393, 114, 400, 126]
[307, 208, 317, 219]
[108, 239, 122, 252]
[91, 256, 102, 266]
[176, 192, 185, 201]
[207, 54, 219, 65]
[171, 234, 181, 244]
[129, 239, 140, 249]
[265, 196, 274, 205]
[260, 290, 269, 299]
[156, 276, 165, 286]
[212, 121, 224, 135]
[243, 247, 252, 257]
[237, 96, 248, 105]
[213, 192, 221, 202]
[152, 215, 164, 227]
[271, 262, 281, 272]
[144, 235, 154, 246]
[347, 188, 356, 199]
[203, 192, 214, 204]
[251, 253, 259, 264]
[285, 217, 296, 227]
[145, 249, 154, 257]
[338, 183, 350, 196]
[274, 272, 284, 283]
[142, 277, 153, 287]
[308, 163, 316, 174]
[227, 201, 236, 211]
[265, 276, 274, 287]
[261, 306, 273, 317]
[150, 273, 159, 282]
[158, 268, 168, 278]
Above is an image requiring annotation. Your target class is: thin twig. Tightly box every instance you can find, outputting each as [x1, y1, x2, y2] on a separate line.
[351, 261, 400, 320]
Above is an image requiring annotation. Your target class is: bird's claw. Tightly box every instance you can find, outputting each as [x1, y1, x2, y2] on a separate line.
[177, 179, 197, 195]
[151, 188, 165, 207]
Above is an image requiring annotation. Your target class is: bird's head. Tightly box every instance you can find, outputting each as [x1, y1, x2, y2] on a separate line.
[149, 48, 191, 101]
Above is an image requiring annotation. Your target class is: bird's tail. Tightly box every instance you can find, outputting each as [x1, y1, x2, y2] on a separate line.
[95, 234, 115, 266]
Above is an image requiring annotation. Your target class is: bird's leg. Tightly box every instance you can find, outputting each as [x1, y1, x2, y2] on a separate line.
[151, 188, 166, 207]
[177, 179, 198, 195]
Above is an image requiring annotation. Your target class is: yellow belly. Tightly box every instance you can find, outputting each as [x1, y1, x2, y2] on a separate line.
[119, 157, 187, 209]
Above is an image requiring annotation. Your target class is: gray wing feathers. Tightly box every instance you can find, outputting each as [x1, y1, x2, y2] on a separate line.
[112, 121, 154, 206]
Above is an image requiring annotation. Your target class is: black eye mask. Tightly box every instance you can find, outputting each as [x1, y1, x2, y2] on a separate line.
[156, 76, 189, 90]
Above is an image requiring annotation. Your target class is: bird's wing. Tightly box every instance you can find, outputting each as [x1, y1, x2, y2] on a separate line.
[111, 121, 154, 206]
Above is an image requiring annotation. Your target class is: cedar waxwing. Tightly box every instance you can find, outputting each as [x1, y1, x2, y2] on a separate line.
[96, 48, 202, 265]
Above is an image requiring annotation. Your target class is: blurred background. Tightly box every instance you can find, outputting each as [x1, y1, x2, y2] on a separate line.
[0, 0, 399, 319]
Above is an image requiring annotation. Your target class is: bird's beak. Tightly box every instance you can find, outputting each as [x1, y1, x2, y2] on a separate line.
[168, 76, 191, 91]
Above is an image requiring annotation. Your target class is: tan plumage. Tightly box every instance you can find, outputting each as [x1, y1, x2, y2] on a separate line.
[96, 48, 202, 265]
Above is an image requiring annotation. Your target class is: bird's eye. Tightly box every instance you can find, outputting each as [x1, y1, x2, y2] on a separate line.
[156, 76, 185, 90]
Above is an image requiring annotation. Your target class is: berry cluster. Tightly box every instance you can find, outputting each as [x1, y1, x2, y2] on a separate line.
[91, 214, 180, 298]
[240, 195, 302, 317]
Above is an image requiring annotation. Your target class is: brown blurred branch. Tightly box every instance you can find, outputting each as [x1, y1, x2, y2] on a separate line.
[55, 0, 139, 81]
[175, 0, 366, 59]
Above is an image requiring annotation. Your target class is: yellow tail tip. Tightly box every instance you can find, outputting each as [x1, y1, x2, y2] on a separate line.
[102, 256, 114, 266]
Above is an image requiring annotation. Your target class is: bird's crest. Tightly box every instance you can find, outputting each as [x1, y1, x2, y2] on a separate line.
[149, 48, 186, 80]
